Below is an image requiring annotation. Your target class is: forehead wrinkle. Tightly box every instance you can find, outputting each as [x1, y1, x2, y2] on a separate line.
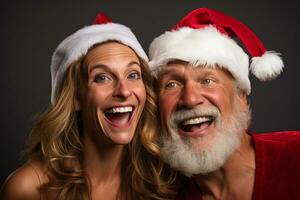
[88, 61, 141, 79]
[85, 42, 139, 66]
[86, 51, 138, 66]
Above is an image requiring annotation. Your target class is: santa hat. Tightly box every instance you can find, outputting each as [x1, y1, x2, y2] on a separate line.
[149, 8, 284, 94]
[51, 13, 148, 104]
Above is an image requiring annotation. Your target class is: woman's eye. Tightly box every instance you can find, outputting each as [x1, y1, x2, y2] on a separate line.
[94, 74, 111, 83]
[165, 81, 180, 89]
[128, 71, 141, 80]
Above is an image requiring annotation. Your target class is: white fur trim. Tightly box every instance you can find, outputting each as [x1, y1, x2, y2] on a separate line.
[250, 51, 284, 81]
[149, 26, 251, 94]
[51, 23, 148, 104]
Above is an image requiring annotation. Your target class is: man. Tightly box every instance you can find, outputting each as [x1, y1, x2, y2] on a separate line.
[149, 8, 300, 200]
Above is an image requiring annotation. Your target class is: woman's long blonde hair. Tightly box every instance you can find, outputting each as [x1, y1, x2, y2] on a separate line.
[26, 44, 177, 200]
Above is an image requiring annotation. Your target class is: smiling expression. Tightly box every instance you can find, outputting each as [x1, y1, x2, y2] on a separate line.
[80, 42, 146, 145]
[157, 61, 246, 147]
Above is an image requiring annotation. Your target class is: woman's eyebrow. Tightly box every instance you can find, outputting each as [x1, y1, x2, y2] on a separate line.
[127, 61, 140, 67]
[89, 64, 108, 73]
[89, 61, 140, 73]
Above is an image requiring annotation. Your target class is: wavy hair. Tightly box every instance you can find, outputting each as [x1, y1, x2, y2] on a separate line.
[26, 45, 177, 199]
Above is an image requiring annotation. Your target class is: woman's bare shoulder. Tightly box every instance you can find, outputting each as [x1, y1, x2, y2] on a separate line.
[0, 161, 48, 200]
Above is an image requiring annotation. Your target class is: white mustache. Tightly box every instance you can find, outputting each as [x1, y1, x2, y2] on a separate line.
[170, 105, 220, 128]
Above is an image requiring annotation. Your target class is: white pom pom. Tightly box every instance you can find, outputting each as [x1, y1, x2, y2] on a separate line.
[250, 51, 284, 81]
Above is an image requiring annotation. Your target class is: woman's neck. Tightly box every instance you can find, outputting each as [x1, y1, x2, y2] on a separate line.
[83, 132, 124, 185]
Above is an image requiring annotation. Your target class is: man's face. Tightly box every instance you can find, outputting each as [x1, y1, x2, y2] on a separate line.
[157, 61, 249, 176]
[158, 61, 239, 140]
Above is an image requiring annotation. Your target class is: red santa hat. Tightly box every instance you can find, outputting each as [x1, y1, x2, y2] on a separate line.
[51, 13, 148, 104]
[149, 8, 284, 94]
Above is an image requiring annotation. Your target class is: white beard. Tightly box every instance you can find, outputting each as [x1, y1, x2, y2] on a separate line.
[160, 97, 250, 177]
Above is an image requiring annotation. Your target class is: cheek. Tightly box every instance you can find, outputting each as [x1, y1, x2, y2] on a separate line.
[159, 93, 177, 121]
[88, 86, 111, 106]
[205, 89, 235, 116]
[132, 82, 146, 104]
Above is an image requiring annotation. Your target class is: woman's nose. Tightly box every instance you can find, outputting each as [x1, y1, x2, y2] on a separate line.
[112, 80, 132, 99]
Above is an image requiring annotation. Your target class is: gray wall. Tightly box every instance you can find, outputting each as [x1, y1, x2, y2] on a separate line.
[1, 0, 299, 184]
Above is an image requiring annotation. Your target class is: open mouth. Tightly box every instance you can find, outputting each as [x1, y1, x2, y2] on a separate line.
[179, 116, 214, 133]
[104, 106, 134, 127]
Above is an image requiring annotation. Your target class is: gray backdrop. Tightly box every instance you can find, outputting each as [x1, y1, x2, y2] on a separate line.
[1, 0, 299, 185]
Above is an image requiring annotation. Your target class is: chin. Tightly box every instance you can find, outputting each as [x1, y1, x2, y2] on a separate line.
[109, 133, 135, 145]
[161, 105, 250, 177]
[160, 129, 237, 177]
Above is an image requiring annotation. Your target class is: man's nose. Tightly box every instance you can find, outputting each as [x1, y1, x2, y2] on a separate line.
[178, 82, 204, 109]
[112, 80, 132, 99]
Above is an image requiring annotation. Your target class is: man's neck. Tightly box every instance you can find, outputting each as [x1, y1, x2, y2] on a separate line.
[194, 133, 255, 200]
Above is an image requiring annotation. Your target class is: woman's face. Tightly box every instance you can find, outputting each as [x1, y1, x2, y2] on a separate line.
[80, 42, 146, 145]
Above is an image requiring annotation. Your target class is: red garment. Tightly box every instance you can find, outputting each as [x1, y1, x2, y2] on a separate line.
[176, 131, 300, 200]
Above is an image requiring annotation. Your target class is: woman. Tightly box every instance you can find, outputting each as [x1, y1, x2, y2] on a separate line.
[1, 13, 176, 200]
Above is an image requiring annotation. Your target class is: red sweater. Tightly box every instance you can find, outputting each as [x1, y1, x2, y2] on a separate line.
[176, 131, 300, 200]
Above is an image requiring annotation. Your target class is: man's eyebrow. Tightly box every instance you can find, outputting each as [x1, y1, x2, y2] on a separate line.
[158, 66, 186, 80]
[194, 69, 214, 76]
[158, 67, 177, 77]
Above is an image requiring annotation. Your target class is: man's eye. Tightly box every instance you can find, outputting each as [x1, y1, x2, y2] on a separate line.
[165, 81, 180, 89]
[128, 71, 141, 80]
[202, 79, 213, 85]
[94, 74, 111, 83]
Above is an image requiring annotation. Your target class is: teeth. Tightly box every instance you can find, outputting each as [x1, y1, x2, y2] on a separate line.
[182, 116, 212, 126]
[106, 106, 133, 114]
